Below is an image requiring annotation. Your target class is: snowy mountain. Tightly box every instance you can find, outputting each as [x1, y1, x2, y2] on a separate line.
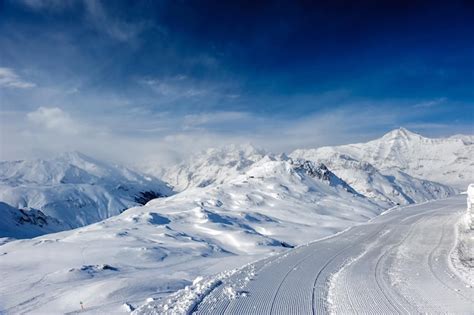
[157, 144, 267, 191]
[292, 128, 473, 189]
[0, 202, 66, 242]
[290, 152, 455, 208]
[158, 142, 455, 208]
[0, 152, 173, 233]
[0, 156, 384, 314]
[0, 132, 465, 313]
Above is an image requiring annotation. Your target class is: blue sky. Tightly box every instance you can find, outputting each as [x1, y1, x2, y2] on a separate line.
[0, 0, 473, 164]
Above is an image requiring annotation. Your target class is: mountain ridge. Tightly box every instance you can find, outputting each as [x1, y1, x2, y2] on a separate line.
[0, 152, 173, 235]
[292, 127, 473, 189]
[0, 128, 468, 313]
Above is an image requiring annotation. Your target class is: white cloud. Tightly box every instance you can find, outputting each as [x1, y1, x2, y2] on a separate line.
[1, 102, 471, 169]
[27, 107, 79, 134]
[0, 67, 36, 89]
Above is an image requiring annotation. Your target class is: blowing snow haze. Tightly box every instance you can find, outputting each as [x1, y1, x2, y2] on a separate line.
[0, 1, 473, 314]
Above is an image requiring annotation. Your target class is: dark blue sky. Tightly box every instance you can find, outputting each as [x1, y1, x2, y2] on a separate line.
[0, 0, 473, 163]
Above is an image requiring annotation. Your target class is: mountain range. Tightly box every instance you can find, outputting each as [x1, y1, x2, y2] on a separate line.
[1, 129, 469, 240]
[0, 151, 172, 236]
[292, 127, 473, 189]
[0, 128, 471, 313]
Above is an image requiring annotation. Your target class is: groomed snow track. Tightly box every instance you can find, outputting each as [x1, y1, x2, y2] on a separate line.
[192, 195, 473, 314]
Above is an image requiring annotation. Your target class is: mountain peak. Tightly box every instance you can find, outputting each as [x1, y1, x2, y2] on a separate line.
[204, 143, 266, 158]
[55, 151, 99, 164]
[160, 143, 269, 191]
[382, 127, 421, 141]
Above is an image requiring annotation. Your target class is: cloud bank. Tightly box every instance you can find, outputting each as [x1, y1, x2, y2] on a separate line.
[2, 100, 471, 170]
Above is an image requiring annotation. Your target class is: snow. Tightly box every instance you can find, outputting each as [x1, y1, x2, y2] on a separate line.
[153, 144, 266, 191]
[290, 151, 456, 208]
[0, 152, 173, 235]
[184, 196, 473, 314]
[292, 127, 473, 189]
[467, 183, 474, 227]
[0, 202, 66, 241]
[133, 263, 257, 315]
[0, 128, 471, 313]
[450, 184, 474, 287]
[0, 157, 386, 314]
[384, 197, 473, 313]
[133, 271, 234, 315]
[451, 216, 474, 286]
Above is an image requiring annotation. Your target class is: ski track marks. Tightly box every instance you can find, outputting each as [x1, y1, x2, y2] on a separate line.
[190, 196, 473, 314]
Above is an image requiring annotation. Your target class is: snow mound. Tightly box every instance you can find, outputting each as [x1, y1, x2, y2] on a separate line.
[133, 273, 229, 315]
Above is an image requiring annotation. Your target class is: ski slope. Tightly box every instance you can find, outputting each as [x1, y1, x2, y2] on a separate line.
[136, 195, 473, 314]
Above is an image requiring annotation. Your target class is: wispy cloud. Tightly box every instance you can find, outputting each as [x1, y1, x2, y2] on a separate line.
[2, 1, 472, 167]
[139, 75, 210, 98]
[413, 97, 447, 108]
[0, 67, 36, 89]
[183, 111, 252, 130]
[17, 0, 148, 42]
[83, 0, 147, 42]
[16, 0, 72, 11]
[1, 101, 472, 168]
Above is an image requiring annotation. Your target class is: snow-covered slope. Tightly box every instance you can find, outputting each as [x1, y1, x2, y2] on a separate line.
[0, 157, 385, 314]
[157, 144, 267, 191]
[290, 152, 455, 208]
[0, 135, 464, 313]
[292, 128, 473, 189]
[160, 142, 456, 208]
[0, 152, 173, 231]
[139, 196, 470, 315]
[0, 202, 66, 242]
